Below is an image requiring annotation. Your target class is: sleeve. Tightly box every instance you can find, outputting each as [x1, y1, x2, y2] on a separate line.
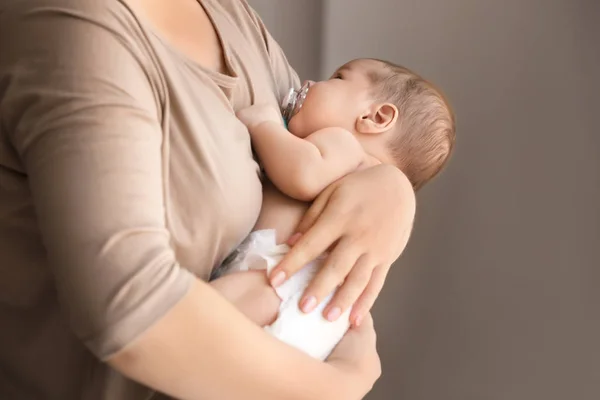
[242, 1, 302, 102]
[0, 4, 194, 360]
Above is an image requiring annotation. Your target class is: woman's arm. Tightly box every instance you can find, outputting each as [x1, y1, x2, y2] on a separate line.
[109, 279, 369, 400]
[0, 6, 377, 400]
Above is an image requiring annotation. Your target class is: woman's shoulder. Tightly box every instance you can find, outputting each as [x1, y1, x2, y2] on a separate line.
[0, 0, 165, 142]
[0, 0, 139, 14]
[0, 0, 163, 90]
[0, 0, 148, 48]
[1, 0, 127, 19]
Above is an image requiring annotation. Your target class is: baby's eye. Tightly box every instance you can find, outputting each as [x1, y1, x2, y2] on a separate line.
[331, 73, 343, 80]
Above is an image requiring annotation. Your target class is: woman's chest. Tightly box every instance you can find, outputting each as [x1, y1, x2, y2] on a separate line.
[160, 86, 263, 279]
[152, 56, 282, 280]
[134, 0, 287, 279]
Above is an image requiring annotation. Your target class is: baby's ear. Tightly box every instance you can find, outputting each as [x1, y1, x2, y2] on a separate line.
[356, 103, 398, 134]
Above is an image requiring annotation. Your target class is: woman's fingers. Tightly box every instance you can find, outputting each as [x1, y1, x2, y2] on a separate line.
[323, 254, 374, 321]
[275, 166, 415, 327]
[350, 265, 388, 327]
[292, 180, 337, 237]
[297, 237, 361, 315]
[354, 312, 375, 335]
[269, 209, 340, 287]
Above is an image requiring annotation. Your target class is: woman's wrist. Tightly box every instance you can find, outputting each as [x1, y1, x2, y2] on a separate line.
[373, 163, 414, 194]
[325, 360, 375, 400]
[370, 163, 416, 227]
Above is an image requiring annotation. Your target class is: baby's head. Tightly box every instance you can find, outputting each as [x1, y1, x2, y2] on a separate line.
[286, 58, 455, 190]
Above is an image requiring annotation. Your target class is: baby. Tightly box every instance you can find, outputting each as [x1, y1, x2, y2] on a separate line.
[212, 58, 455, 360]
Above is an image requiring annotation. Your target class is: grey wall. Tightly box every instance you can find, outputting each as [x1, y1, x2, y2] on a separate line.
[251, 1, 600, 399]
[249, 0, 322, 80]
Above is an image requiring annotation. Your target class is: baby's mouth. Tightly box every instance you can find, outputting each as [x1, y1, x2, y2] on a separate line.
[281, 81, 311, 123]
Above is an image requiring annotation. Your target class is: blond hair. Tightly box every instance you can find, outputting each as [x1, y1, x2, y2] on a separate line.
[368, 59, 456, 191]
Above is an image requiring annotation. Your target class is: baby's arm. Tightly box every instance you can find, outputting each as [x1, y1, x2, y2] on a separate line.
[237, 105, 365, 202]
[253, 123, 364, 201]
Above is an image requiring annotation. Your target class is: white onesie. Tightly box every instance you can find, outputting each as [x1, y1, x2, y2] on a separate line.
[220, 229, 351, 361]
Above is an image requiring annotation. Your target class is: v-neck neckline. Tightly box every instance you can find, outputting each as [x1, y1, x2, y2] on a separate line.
[121, 0, 239, 88]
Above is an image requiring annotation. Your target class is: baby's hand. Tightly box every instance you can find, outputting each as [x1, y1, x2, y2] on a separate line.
[210, 270, 281, 327]
[236, 104, 283, 131]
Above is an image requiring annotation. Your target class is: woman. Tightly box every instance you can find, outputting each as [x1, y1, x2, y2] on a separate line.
[0, 0, 416, 399]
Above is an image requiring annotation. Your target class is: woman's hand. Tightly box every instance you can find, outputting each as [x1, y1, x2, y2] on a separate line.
[327, 313, 381, 399]
[269, 164, 416, 327]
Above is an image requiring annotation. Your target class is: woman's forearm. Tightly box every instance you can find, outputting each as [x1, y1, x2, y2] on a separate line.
[107, 278, 357, 400]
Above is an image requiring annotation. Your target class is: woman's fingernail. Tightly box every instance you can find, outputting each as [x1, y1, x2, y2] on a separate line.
[326, 307, 341, 321]
[287, 232, 302, 246]
[354, 315, 363, 327]
[301, 296, 317, 313]
[270, 271, 286, 287]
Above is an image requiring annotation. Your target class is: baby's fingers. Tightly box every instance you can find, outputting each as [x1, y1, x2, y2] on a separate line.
[293, 182, 338, 236]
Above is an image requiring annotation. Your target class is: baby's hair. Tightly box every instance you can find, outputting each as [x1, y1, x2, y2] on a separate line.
[366, 59, 456, 191]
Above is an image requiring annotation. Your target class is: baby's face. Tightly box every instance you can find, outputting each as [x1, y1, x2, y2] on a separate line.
[287, 59, 378, 138]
